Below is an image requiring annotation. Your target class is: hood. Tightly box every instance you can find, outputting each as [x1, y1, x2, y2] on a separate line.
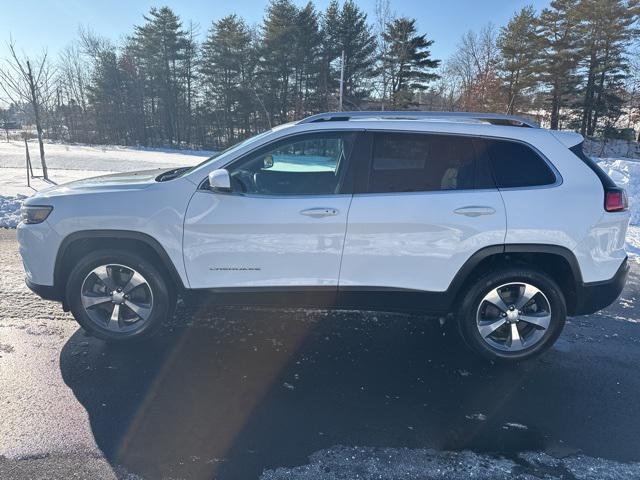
[29, 168, 177, 200]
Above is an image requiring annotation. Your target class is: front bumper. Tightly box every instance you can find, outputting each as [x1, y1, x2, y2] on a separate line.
[17, 221, 61, 287]
[25, 278, 62, 302]
[572, 257, 629, 315]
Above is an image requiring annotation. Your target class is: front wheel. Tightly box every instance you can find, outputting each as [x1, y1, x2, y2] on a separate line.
[457, 268, 566, 362]
[66, 249, 175, 342]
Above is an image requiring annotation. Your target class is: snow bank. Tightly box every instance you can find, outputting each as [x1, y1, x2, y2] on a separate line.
[0, 194, 25, 228]
[596, 157, 640, 254]
[597, 158, 640, 224]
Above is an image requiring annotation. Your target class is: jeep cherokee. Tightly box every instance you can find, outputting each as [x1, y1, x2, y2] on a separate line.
[17, 111, 630, 362]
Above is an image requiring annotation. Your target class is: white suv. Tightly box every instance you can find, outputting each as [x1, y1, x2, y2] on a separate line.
[17, 111, 630, 362]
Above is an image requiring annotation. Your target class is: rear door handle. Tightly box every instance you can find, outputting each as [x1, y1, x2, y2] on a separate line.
[300, 207, 340, 218]
[454, 206, 496, 217]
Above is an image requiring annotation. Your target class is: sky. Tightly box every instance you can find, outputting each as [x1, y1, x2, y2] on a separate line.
[0, 0, 552, 62]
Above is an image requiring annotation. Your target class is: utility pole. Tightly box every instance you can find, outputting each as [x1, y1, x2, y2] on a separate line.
[339, 50, 345, 112]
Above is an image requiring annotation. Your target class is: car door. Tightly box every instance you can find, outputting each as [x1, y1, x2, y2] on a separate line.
[183, 130, 360, 295]
[338, 131, 507, 307]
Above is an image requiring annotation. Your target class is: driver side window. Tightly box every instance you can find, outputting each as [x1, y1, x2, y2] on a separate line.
[226, 132, 356, 195]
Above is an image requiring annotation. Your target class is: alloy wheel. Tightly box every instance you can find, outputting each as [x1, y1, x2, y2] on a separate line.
[80, 263, 154, 333]
[475, 282, 552, 352]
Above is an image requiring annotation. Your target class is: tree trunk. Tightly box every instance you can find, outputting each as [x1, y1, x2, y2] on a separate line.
[550, 85, 560, 130]
[26, 60, 48, 180]
[580, 52, 597, 136]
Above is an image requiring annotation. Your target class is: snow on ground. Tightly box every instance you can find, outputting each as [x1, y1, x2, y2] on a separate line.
[260, 445, 640, 480]
[0, 139, 213, 173]
[585, 137, 640, 160]
[0, 140, 213, 227]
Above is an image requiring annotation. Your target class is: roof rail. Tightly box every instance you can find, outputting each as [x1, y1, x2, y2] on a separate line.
[298, 111, 539, 128]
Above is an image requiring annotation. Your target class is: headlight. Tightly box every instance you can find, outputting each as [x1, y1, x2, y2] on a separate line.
[20, 205, 53, 224]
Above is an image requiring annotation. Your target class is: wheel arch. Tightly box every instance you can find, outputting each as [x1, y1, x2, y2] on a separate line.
[448, 244, 583, 315]
[54, 230, 186, 307]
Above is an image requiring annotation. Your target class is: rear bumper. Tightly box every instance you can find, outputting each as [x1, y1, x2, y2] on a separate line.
[25, 278, 62, 302]
[572, 257, 629, 315]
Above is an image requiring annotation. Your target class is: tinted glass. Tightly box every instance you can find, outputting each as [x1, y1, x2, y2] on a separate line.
[227, 133, 355, 195]
[367, 133, 477, 193]
[477, 139, 556, 188]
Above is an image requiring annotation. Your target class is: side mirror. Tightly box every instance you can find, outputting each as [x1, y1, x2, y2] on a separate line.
[263, 155, 274, 169]
[208, 169, 231, 192]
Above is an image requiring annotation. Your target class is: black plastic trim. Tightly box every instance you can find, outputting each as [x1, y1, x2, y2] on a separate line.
[25, 278, 61, 302]
[54, 230, 186, 291]
[42, 234, 624, 317]
[184, 286, 338, 308]
[573, 258, 629, 315]
[503, 243, 584, 283]
[173, 244, 594, 315]
[570, 142, 617, 190]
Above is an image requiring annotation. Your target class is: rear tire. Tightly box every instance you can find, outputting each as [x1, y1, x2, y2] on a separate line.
[66, 249, 175, 342]
[457, 267, 566, 363]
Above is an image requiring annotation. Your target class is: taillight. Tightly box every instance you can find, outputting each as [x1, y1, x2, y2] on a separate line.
[605, 188, 628, 212]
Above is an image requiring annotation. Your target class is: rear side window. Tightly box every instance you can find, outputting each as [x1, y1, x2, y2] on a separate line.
[477, 139, 556, 188]
[367, 133, 478, 193]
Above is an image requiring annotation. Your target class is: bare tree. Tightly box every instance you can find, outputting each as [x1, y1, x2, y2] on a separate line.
[57, 42, 92, 142]
[0, 39, 55, 179]
[447, 24, 502, 112]
[374, 0, 395, 109]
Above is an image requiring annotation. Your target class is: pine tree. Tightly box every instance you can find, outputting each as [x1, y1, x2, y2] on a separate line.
[497, 6, 540, 114]
[292, 2, 323, 117]
[88, 50, 126, 143]
[537, 0, 582, 129]
[382, 17, 440, 108]
[319, 0, 341, 110]
[575, 0, 640, 135]
[201, 14, 253, 145]
[337, 0, 377, 107]
[132, 7, 189, 145]
[260, 0, 299, 123]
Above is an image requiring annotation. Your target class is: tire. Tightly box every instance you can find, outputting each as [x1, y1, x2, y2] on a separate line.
[457, 267, 566, 363]
[66, 249, 175, 342]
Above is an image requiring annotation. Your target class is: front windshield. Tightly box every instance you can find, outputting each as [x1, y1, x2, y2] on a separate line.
[182, 129, 276, 176]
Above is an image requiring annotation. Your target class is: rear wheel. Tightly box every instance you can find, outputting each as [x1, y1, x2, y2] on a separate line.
[457, 268, 566, 362]
[66, 249, 175, 342]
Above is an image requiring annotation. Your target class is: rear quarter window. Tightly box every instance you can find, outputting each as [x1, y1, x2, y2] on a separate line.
[477, 139, 556, 188]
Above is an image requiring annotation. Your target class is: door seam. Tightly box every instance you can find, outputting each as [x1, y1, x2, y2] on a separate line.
[336, 194, 355, 289]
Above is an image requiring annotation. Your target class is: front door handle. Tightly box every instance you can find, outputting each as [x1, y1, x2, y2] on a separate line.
[300, 207, 339, 218]
[454, 206, 496, 217]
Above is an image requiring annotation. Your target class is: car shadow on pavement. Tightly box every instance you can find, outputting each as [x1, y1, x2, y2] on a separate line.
[59, 305, 573, 479]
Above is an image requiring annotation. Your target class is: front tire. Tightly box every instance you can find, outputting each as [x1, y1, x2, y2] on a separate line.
[66, 249, 175, 342]
[457, 268, 566, 362]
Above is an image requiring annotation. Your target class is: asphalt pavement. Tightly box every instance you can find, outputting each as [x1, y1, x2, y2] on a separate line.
[1, 229, 640, 479]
